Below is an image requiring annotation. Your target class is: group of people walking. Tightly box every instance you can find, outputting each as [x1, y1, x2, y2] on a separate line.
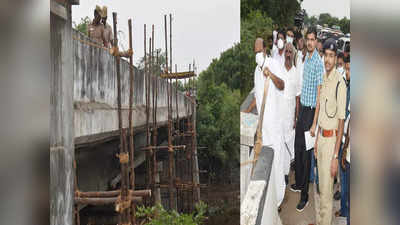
[244, 26, 351, 225]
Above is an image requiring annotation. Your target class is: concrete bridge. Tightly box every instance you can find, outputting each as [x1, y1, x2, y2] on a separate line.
[72, 29, 192, 147]
[50, 2, 198, 223]
[71, 29, 197, 206]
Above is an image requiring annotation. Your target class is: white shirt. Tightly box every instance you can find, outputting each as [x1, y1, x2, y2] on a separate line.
[254, 52, 267, 114]
[296, 52, 305, 96]
[281, 65, 301, 135]
[255, 57, 284, 147]
[272, 49, 285, 67]
[297, 50, 303, 65]
[273, 30, 277, 43]
[254, 54, 286, 207]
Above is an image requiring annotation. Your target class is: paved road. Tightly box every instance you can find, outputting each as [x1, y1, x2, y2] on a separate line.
[280, 171, 347, 225]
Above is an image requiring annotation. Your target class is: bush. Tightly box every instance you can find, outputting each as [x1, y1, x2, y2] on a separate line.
[136, 201, 207, 225]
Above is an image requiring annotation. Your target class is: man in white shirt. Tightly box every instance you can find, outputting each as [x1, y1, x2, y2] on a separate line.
[280, 43, 302, 183]
[295, 32, 305, 66]
[272, 30, 286, 66]
[244, 37, 286, 208]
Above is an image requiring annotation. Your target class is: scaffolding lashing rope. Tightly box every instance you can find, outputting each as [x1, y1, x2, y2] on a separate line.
[117, 152, 130, 164]
[115, 194, 132, 213]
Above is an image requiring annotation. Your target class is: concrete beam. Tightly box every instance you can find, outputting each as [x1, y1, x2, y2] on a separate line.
[50, 1, 74, 225]
[50, 1, 67, 20]
[240, 147, 274, 225]
[72, 29, 193, 142]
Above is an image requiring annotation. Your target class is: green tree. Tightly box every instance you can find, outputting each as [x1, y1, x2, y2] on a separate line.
[240, 10, 273, 100]
[339, 17, 350, 34]
[241, 0, 300, 28]
[197, 80, 240, 182]
[73, 16, 91, 35]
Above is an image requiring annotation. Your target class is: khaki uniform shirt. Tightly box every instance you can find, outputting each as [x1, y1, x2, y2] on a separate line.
[318, 68, 347, 130]
[103, 23, 113, 48]
[88, 22, 104, 45]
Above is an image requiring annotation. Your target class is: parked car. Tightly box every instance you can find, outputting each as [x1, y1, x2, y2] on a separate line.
[337, 37, 350, 53]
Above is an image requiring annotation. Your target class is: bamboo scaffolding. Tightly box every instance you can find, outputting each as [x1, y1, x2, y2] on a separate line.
[75, 190, 151, 198]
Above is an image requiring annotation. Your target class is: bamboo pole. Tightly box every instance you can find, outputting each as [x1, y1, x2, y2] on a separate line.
[75, 197, 143, 205]
[113, 12, 129, 224]
[75, 190, 151, 198]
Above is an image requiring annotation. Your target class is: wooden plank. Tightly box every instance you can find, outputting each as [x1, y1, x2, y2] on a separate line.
[76, 190, 151, 198]
[75, 196, 143, 205]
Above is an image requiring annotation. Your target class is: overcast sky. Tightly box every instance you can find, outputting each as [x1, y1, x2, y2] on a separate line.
[301, 0, 350, 19]
[72, 0, 240, 74]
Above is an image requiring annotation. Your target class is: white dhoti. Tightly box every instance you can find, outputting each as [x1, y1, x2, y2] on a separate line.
[281, 98, 296, 176]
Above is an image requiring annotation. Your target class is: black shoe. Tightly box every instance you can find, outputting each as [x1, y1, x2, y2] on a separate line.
[290, 184, 301, 192]
[334, 190, 341, 200]
[317, 183, 320, 195]
[278, 206, 282, 213]
[285, 175, 289, 186]
[296, 199, 309, 212]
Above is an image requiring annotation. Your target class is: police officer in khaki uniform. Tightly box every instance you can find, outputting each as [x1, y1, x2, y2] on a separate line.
[88, 5, 105, 45]
[314, 38, 346, 225]
[101, 6, 113, 48]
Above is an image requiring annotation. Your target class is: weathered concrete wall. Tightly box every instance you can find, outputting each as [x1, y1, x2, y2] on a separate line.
[72, 29, 192, 140]
[50, 2, 74, 225]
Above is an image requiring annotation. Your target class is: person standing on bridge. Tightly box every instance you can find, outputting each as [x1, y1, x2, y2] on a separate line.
[313, 38, 346, 225]
[272, 30, 286, 66]
[101, 6, 113, 48]
[243, 37, 286, 208]
[291, 27, 324, 213]
[280, 42, 301, 186]
[88, 5, 105, 46]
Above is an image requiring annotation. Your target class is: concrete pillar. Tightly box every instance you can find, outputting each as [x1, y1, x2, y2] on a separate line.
[50, 1, 75, 225]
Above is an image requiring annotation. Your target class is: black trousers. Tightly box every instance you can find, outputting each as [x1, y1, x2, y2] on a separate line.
[294, 104, 315, 202]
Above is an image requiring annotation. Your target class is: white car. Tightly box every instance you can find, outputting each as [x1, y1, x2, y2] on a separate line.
[337, 37, 350, 53]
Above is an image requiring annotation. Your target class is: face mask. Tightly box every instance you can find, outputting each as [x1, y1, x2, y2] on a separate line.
[337, 66, 344, 74]
[277, 39, 284, 49]
[286, 36, 293, 44]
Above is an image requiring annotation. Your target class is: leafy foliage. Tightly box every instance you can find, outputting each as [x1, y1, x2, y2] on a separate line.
[136, 202, 207, 225]
[197, 77, 240, 182]
[241, 0, 300, 28]
[73, 16, 91, 36]
[240, 10, 274, 100]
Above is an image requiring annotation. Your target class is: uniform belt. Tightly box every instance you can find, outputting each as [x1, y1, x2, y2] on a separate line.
[320, 128, 337, 137]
